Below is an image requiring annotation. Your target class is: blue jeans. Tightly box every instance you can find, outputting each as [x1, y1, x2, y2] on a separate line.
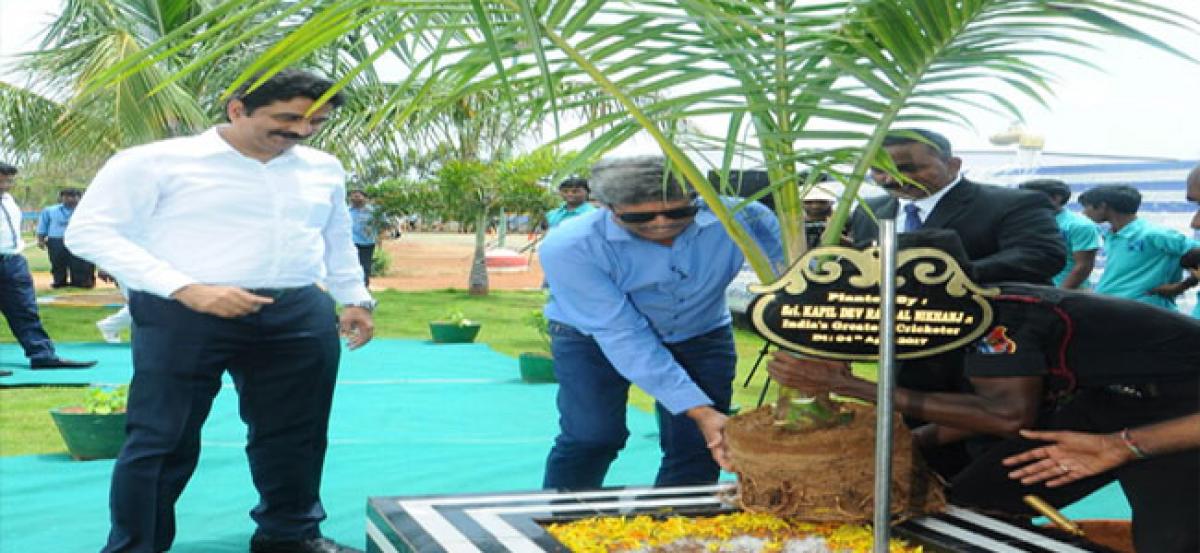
[542, 322, 736, 490]
[0, 254, 55, 362]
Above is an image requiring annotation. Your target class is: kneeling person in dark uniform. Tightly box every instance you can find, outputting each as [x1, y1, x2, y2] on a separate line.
[766, 233, 1200, 553]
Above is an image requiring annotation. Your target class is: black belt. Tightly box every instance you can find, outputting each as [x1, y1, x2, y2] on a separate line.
[245, 286, 311, 299]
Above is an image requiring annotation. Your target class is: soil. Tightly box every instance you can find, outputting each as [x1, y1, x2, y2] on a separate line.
[725, 404, 946, 522]
[1072, 520, 1134, 553]
[29, 232, 546, 294]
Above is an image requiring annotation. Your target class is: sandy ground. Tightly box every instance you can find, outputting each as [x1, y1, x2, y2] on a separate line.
[30, 232, 545, 296]
[370, 232, 545, 291]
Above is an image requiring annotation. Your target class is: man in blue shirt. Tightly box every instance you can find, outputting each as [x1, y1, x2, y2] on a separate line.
[543, 177, 596, 230]
[1080, 185, 1200, 310]
[347, 189, 377, 286]
[539, 156, 783, 489]
[1019, 179, 1100, 289]
[36, 188, 95, 288]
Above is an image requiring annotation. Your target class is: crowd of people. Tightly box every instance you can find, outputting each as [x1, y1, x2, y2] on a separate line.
[2, 68, 1197, 553]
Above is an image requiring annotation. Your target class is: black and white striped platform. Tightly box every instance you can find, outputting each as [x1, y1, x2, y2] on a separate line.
[366, 483, 1115, 552]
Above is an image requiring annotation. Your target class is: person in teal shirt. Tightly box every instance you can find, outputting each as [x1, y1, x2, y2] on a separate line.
[544, 177, 596, 230]
[1020, 179, 1100, 289]
[1187, 165, 1200, 318]
[1080, 184, 1200, 310]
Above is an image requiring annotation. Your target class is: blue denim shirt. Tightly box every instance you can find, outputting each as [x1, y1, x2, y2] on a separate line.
[541, 198, 783, 414]
[349, 205, 376, 246]
[36, 204, 74, 238]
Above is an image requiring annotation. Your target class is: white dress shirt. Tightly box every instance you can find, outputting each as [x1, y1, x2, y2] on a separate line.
[66, 127, 371, 304]
[897, 173, 963, 226]
[1, 193, 25, 254]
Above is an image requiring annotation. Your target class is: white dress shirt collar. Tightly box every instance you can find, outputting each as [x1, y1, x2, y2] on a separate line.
[898, 173, 963, 223]
[200, 126, 301, 164]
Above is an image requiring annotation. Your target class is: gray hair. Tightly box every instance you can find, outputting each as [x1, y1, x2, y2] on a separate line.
[590, 156, 691, 206]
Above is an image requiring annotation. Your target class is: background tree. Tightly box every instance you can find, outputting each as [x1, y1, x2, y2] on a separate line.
[0, 0, 416, 182]
[428, 148, 560, 295]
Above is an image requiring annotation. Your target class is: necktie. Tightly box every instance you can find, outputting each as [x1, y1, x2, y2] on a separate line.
[903, 203, 923, 232]
[1, 197, 18, 250]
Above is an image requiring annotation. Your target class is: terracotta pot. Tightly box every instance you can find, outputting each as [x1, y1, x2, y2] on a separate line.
[518, 352, 556, 383]
[429, 322, 482, 343]
[50, 407, 127, 461]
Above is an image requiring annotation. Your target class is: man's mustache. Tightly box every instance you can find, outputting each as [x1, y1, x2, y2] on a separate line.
[270, 130, 311, 140]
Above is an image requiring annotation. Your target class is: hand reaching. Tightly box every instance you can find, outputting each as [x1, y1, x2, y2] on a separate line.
[687, 406, 732, 471]
[1002, 429, 1133, 487]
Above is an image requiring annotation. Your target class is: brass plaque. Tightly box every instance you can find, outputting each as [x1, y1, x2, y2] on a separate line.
[748, 246, 998, 360]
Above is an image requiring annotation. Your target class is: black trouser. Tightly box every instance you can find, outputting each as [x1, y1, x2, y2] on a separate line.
[355, 243, 374, 286]
[943, 382, 1200, 553]
[103, 286, 341, 553]
[46, 236, 94, 287]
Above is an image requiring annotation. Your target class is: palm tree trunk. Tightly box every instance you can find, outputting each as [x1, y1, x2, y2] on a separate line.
[468, 211, 489, 295]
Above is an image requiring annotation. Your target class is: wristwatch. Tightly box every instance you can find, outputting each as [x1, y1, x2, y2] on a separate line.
[343, 299, 378, 313]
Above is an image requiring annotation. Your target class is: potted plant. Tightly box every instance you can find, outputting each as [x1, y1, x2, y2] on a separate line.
[49, 384, 129, 460]
[428, 309, 482, 344]
[518, 310, 556, 383]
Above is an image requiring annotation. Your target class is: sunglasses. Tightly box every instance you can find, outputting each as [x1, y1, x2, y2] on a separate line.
[614, 204, 700, 224]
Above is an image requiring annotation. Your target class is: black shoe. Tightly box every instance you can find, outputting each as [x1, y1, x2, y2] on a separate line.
[249, 535, 363, 553]
[30, 357, 97, 369]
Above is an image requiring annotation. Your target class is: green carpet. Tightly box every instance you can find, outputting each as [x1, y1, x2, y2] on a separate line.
[0, 340, 1129, 551]
[0, 340, 666, 551]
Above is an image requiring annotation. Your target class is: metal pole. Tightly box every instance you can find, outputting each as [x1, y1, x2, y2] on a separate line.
[873, 219, 898, 552]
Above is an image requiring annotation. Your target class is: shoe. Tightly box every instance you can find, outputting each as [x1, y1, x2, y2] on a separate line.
[249, 535, 363, 553]
[30, 357, 97, 369]
[96, 322, 122, 344]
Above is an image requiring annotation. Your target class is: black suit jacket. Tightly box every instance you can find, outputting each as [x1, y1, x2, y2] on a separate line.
[848, 178, 1066, 285]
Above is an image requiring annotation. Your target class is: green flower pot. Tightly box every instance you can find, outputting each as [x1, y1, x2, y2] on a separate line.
[518, 352, 557, 383]
[429, 322, 482, 344]
[49, 408, 127, 461]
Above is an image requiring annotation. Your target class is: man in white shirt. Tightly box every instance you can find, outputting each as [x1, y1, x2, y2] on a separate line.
[0, 162, 97, 375]
[67, 70, 374, 553]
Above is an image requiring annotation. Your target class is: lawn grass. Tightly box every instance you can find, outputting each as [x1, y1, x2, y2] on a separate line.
[2, 288, 868, 457]
[0, 386, 87, 456]
[18, 232, 51, 272]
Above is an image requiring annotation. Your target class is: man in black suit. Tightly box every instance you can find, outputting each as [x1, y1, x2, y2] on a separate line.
[847, 130, 1066, 477]
[849, 129, 1065, 285]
